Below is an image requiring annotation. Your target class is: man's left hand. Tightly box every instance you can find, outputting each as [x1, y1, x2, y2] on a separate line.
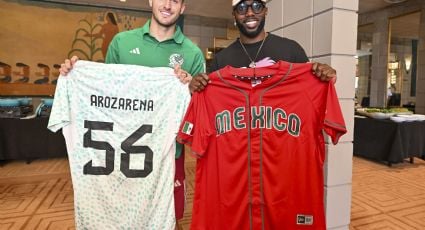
[312, 62, 337, 83]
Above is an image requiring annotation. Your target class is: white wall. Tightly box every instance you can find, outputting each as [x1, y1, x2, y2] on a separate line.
[265, 1, 358, 229]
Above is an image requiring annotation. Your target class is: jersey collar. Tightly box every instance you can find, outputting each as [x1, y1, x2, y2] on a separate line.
[216, 61, 311, 90]
[140, 19, 184, 44]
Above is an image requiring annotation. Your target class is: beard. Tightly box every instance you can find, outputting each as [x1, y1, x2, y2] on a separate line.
[236, 17, 266, 38]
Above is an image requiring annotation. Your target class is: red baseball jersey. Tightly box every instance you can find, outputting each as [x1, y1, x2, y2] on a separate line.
[177, 61, 347, 229]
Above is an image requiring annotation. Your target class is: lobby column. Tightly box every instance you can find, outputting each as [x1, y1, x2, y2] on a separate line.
[265, 0, 357, 229]
[415, 6, 425, 114]
[370, 17, 390, 107]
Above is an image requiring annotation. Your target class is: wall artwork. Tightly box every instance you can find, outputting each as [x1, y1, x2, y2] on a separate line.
[0, 0, 148, 95]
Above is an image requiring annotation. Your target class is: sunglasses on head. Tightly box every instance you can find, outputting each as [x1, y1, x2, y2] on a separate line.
[234, 1, 265, 15]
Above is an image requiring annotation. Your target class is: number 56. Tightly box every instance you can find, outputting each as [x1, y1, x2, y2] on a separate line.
[83, 120, 153, 178]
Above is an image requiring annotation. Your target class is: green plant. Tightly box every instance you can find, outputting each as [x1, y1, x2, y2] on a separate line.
[68, 18, 103, 61]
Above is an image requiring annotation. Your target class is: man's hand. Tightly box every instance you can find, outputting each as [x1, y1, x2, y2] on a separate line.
[311, 62, 337, 83]
[189, 73, 210, 94]
[59, 56, 79, 76]
[174, 64, 192, 84]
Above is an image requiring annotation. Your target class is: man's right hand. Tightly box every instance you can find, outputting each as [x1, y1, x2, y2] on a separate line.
[189, 73, 210, 94]
[59, 56, 79, 76]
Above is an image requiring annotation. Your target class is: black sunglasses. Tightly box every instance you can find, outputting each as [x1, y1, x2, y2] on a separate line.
[234, 1, 265, 15]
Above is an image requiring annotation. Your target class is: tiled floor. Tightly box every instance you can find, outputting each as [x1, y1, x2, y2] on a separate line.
[0, 158, 74, 230]
[350, 157, 425, 229]
[1, 156, 425, 229]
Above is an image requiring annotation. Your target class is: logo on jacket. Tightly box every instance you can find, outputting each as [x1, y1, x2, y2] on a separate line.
[297, 214, 313, 225]
[169, 53, 184, 68]
[129, 47, 141, 55]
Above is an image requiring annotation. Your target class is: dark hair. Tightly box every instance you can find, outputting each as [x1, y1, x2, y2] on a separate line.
[106, 12, 117, 25]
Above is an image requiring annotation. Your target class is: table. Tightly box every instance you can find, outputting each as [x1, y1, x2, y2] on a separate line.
[354, 116, 425, 166]
[0, 117, 67, 161]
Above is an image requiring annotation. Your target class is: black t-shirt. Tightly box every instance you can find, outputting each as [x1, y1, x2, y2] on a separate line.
[211, 33, 308, 72]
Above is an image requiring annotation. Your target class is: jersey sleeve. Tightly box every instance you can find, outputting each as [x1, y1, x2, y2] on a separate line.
[177, 92, 212, 157]
[323, 82, 347, 144]
[47, 76, 71, 132]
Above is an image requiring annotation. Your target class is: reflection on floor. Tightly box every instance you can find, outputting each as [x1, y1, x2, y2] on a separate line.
[1, 156, 425, 229]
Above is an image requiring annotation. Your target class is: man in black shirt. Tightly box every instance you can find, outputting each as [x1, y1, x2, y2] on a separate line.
[190, 0, 336, 92]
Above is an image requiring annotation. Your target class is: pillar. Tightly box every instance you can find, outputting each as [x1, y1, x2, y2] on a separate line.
[266, 0, 357, 229]
[369, 17, 390, 107]
[415, 6, 425, 114]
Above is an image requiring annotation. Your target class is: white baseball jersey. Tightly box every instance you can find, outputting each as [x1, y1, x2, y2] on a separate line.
[48, 61, 190, 230]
